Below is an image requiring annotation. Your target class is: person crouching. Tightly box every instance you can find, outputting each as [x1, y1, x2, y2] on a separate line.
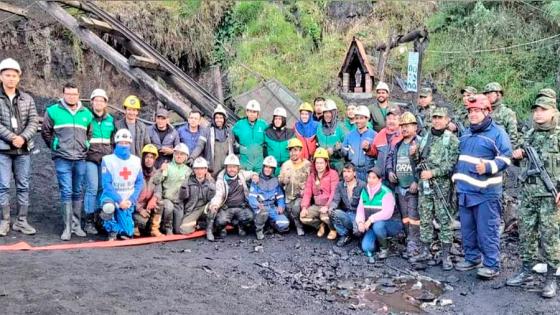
[133, 144, 162, 237]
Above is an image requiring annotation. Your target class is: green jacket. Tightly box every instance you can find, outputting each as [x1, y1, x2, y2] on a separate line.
[316, 122, 346, 171]
[87, 112, 115, 164]
[41, 100, 93, 160]
[264, 126, 294, 176]
[232, 118, 268, 172]
[154, 159, 192, 202]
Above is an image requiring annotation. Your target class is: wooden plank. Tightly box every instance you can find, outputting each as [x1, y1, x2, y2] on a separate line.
[0, 2, 28, 17]
[37, 1, 191, 120]
[128, 55, 160, 70]
[78, 16, 118, 35]
[56, 0, 91, 12]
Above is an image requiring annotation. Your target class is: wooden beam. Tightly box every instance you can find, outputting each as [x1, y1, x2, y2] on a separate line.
[78, 16, 119, 35]
[56, 0, 91, 12]
[37, 1, 191, 120]
[0, 2, 28, 17]
[128, 55, 160, 70]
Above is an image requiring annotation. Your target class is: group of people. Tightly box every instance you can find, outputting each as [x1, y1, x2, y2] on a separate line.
[2, 57, 560, 299]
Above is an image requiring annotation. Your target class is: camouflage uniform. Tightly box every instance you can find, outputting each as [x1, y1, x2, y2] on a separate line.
[454, 86, 477, 134]
[484, 82, 520, 229]
[518, 97, 560, 269]
[417, 108, 460, 245]
[416, 88, 435, 134]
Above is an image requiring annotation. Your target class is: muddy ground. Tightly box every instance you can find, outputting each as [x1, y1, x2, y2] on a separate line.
[0, 138, 559, 315]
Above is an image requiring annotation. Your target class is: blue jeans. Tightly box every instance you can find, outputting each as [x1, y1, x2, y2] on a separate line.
[54, 158, 86, 203]
[332, 210, 357, 236]
[100, 195, 134, 236]
[267, 206, 290, 232]
[0, 153, 31, 206]
[361, 219, 404, 254]
[84, 161, 102, 214]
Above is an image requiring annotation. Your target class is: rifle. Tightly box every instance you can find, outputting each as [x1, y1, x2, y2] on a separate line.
[519, 145, 559, 197]
[417, 161, 455, 220]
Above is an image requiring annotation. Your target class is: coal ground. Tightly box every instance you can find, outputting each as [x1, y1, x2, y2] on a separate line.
[0, 138, 559, 315]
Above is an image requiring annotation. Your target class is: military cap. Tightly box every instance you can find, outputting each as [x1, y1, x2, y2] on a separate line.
[460, 86, 477, 94]
[537, 88, 557, 100]
[483, 82, 503, 94]
[419, 87, 432, 97]
[432, 107, 449, 117]
[532, 97, 557, 110]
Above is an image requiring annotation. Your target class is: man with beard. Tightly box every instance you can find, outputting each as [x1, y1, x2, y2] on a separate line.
[313, 97, 325, 122]
[232, 100, 268, 172]
[369, 82, 391, 132]
[279, 138, 311, 236]
[133, 144, 163, 237]
[365, 106, 402, 181]
[206, 105, 234, 177]
[264, 107, 294, 176]
[114, 95, 150, 157]
[452, 94, 512, 279]
[316, 99, 346, 172]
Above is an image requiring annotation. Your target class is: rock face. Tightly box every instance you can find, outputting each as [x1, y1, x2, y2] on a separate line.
[326, 0, 374, 25]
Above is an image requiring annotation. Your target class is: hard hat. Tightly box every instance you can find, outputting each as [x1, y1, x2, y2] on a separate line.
[90, 89, 108, 102]
[123, 95, 141, 109]
[224, 154, 240, 166]
[399, 112, 417, 125]
[214, 105, 227, 117]
[354, 105, 370, 118]
[173, 143, 190, 155]
[263, 155, 278, 168]
[273, 107, 287, 118]
[141, 144, 159, 159]
[324, 99, 337, 112]
[313, 147, 330, 160]
[299, 102, 314, 113]
[114, 129, 133, 144]
[375, 81, 390, 93]
[192, 157, 209, 169]
[483, 82, 503, 94]
[287, 138, 303, 149]
[246, 99, 261, 112]
[466, 94, 492, 112]
[0, 58, 21, 74]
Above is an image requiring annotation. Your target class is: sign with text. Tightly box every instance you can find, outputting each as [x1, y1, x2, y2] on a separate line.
[406, 51, 419, 92]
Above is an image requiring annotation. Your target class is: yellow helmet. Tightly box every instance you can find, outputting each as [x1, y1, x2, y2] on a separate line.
[313, 147, 330, 160]
[123, 95, 141, 109]
[287, 138, 303, 149]
[299, 102, 314, 113]
[141, 144, 159, 159]
[399, 112, 417, 125]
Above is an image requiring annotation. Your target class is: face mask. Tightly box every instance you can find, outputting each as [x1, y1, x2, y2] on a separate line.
[115, 144, 131, 159]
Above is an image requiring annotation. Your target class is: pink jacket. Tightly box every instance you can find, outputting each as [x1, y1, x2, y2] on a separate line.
[301, 167, 339, 209]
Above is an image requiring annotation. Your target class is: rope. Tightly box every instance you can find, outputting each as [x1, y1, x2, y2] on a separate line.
[427, 33, 560, 54]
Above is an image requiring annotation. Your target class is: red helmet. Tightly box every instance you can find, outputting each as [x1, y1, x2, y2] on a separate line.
[466, 94, 492, 112]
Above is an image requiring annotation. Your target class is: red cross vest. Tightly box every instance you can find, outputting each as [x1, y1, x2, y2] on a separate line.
[102, 154, 142, 201]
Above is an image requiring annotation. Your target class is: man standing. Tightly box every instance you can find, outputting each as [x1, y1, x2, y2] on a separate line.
[278, 138, 311, 236]
[452, 94, 512, 279]
[84, 88, 115, 235]
[148, 108, 179, 167]
[0, 58, 39, 236]
[313, 97, 325, 122]
[366, 106, 402, 181]
[411, 107, 459, 271]
[330, 163, 366, 247]
[207, 105, 234, 177]
[99, 129, 143, 241]
[507, 96, 560, 298]
[178, 110, 209, 164]
[386, 112, 420, 258]
[42, 82, 93, 240]
[416, 87, 436, 134]
[342, 105, 376, 182]
[369, 82, 391, 132]
[114, 95, 150, 157]
[232, 100, 268, 172]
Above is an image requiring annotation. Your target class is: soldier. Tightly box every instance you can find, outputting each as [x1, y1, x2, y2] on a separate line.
[449, 86, 477, 135]
[278, 138, 311, 236]
[506, 96, 560, 298]
[386, 112, 421, 258]
[410, 107, 460, 271]
[452, 94, 512, 279]
[416, 87, 436, 134]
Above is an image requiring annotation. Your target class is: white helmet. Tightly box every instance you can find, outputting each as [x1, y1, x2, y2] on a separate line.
[324, 99, 337, 111]
[224, 154, 240, 166]
[90, 88, 108, 102]
[114, 129, 133, 144]
[0, 58, 21, 74]
[273, 107, 287, 118]
[192, 157, 209, 169]
[355, 105, 370, 118]
[263, 155, 278, 168]
[375, 81, 390, 93]
[246, 99, 261, 112]
[214, 105, 227, 117]
[173, 143, 190, 155]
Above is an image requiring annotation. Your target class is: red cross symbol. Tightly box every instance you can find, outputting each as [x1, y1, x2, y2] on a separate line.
[119, 167, 132, 180]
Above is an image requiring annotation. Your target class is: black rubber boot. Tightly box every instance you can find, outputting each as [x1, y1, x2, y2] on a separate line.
[377, 239, 389, 259]
[206, 216, 215, 242]
[442, 243, 453, 271]
[409, 242, 431, 263]
[542, 266, 557, 298]
[506, 262, 534, 287]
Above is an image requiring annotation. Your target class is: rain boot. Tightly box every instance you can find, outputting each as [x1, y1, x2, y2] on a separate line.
[0, 205, 11, 236]
[542, 266, 557, 298]
[294, 219, 305, 236]
[12, 204, 36, 235]
[506, 262, 534, 287]
[206, 215, 215, 242]
[150, 213, 163, 237]
[71, 201, 86, 237]
[409, 242, 432, 263]
[60, 202, 72, 241]
[84, 213, 98, 235]
[378, 239, 389, 259]
[441, 243, 453, 271]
